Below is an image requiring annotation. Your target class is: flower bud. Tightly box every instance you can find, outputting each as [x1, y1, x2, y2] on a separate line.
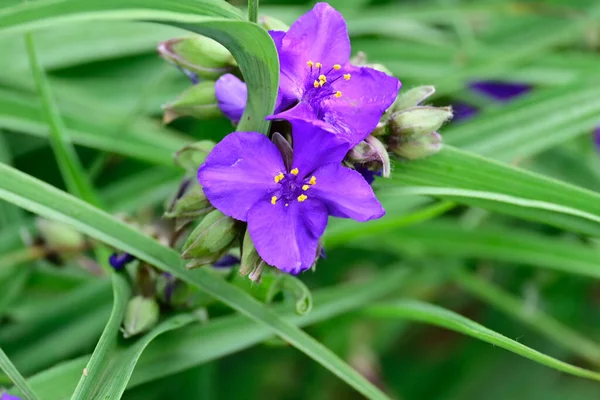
[162, 81, 221, 123]
[239, 229, 266, 280]
[121, 296, 160, 338]
[346, 136, 390, 177]
[165, 182, 213, 220]
[181, 210, 238, 268]
[390, 86, 435, 114]
[174, 141, 215, 173]
[390, 106, 453, 139]
[259, 15, 290, 31]
[158, 36, 235, 80]
[36, 218, 85, 252]
[390, 131, 443, 160]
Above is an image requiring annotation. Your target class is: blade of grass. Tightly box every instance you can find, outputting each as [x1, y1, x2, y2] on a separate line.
[0, 346, 40, 400]
[365, 300, 600, 382]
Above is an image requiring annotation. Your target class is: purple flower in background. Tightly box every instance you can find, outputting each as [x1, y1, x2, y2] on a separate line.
[354, 165, 382, 185]
[198, 119, 384, 274]
[215, 74, 247, 124]
[452, 102, 479, 123]
[1, 394, 22, 400]
[594, 127, 600, 150]
[266, 3, 400, 145]
[109, 252, 135, 271]
[469, 81, 532, 102]
[213, 253, 240, 268]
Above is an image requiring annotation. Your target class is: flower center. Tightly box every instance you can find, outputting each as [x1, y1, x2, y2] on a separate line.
[271, 169, 317, 206]
[303, 60, 351, 102]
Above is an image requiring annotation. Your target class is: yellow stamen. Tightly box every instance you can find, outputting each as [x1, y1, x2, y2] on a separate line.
[297, 194, 308, 202]
[309, 176, 316, 185]
[343, 73, 351, 80]
[319, 81, 325, 87]
[290, 168, 299, 175]
[318, 74, 327, 83]
[306, 60, 314, 67]
[335, 91, 342, 98]
[313, 80, 320, 88]
[271, 196, 277, 205]
[274, 172, 284, 183]
[285, 203, 289, 207]
[315, 62, 322, 68]
[333, 64, 341, 70]
[302, 184, 310, 191]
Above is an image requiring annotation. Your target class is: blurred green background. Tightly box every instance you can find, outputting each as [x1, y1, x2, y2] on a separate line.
[2, 0, 600, 399]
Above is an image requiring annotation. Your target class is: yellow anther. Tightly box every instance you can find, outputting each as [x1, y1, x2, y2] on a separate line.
[297, 194, 308, 202]
[318, 74, 327, 83]
[274, 172, 284, 183]
[315, 62, 322, 68]
[306, 60, 314, 67]
[343, 73, 351, 80]
[309, 176, 316, 185]
[335, 91, 342, 98]
[313, 80, 320, 88]
[333, 64, 341, 70]
[271, 196, 277, 205]
[290, 168, 299, 175]
[302, 184, 310, 191]
[319, 81, 325, 87]
[285, 203, 289, 207]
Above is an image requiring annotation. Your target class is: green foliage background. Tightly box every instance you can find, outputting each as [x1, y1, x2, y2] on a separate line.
[1, 0, 600, 398]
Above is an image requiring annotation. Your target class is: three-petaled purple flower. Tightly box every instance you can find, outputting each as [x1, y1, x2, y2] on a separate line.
[214, 3, 400, 145]
[1, 394, 22, 400]
[198, 120, 384, 274]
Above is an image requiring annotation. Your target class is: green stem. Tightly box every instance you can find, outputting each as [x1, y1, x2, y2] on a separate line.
[248, 0, 259, 23]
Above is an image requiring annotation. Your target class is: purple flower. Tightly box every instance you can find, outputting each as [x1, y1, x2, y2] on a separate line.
[266, 3, 401, 145]
[469, 81, 532, 102]
[594, 127, 600, 150]
[109, 252, 135, 271]
[198, 120, 384, 274]
[1, 394, 22, 400]
[215, 74, 247, 124]
[452, 101, 479, 123]
[213, 254, 240, 268]
[354, 165, 382, 185]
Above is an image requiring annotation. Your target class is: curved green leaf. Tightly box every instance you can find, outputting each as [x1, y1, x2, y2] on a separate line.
[0, 0, 279, 134]
[365, 300, 600, 382]
[0, 163, 391, 400]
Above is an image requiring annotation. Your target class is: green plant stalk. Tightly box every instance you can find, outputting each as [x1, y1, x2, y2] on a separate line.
[248, 0, 259, 23]
[24, 32, 99, 206]
[0, 346, 40, 400]
[453, 269, 600, 366]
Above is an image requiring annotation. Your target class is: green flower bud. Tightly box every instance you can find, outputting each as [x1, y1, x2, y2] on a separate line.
[391, 131, 443, 160]
[346, 135, 391, 177]
[174, 141, 215, 173]
[158, 36, 235, 80]
[122, 296, 160, 338]
[162, 81, 221, 123]
[182, 210, 238, 268]
[390, 86, 435, 114]
[165, 182, 213, 220]
[390, 106, 453, 139]
[36, 218, 86, 252]
[239, 229, 266, 279]
[259, 15, 290, 31]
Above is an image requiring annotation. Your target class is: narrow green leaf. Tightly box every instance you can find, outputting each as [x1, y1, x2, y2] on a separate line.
[0, 346, 40, 400]
[453, 269, 600, 366]
[0, 163, 391, 400]
[365, 300, 600, 382]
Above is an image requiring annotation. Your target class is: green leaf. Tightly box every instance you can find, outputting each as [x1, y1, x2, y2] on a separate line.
[365, 299, 600, 382]
[453, 269, 600, 366]
[0, 346, 40, 400]
[381, 146, 600, 237]
[19, 268, 408, 399]
[0, 0, 279, 134]
[0, 163, 391, 400]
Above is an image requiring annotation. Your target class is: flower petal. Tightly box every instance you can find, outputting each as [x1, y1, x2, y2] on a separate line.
[469, 81, 532, 102]
[290, 118, 352, 175]
[309, 163, 385, 221]
[215, 74, 247, 123]
[320, 65, 400, 145]
[248, 197, 328, 274]
[198, 132, 284, 221]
